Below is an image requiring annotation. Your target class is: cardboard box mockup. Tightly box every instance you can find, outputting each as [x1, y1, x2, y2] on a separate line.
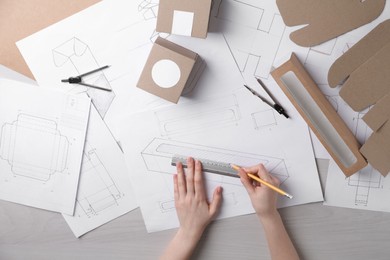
[156, 0, 213, 38]
[328, 20, 390, 176]
[271, 53, 367, 177]
[137, 37, 204, 103]
[276, 0, 386, 47]
[271, 20, 390, 177]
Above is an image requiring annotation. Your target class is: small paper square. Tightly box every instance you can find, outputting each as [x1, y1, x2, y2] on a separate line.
[172, 10, 194, 36]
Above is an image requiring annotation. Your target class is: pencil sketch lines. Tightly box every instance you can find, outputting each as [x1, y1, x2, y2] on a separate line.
[75, 144, 122, 218]
[137, 0, 170, 43]
[158, 190, 239, 214]
[309, 38, 337, 56]
[154, 95, 241, 137]
[325, 95, 339, 112]
[159, 199, 175, 213]
[0, 114, 69, 181]
[52, 37, 116, 118]
[251, 109, 277, 130]
[212, 0, 286, 78]
[348, 166, 382, 206]
[138, 0, 159, 20]
[141, 138, 289, 185]
[347, 111, 382, 206]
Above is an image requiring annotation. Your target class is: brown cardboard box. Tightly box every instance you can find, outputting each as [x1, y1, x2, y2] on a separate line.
[0, 0, 100, 78]
[271, 53, 367, 177]
[156, 0, 213, 38]
[328, 20, 390, 176]
[276, 0, 385, 47]
[137, 37, 204, 103]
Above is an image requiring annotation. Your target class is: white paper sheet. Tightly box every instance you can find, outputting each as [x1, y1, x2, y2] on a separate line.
[324, 160, 390, 212]
[18, 0, 390, 160]
[115, 35, 324, 232]
[16, 0, 168, 133]
[16, 0, 323, 233]
[62, 106, 138, 237]
[0, 79, 90, 215]
[119, 88, 324, 232]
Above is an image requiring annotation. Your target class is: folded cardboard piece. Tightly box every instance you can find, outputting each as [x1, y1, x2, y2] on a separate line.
[156, 0, 213, 38]
[328, 19, 390, 110]
[276, 0, 386, 47]
[271, 53, 367, 177]
[137, 37, 204, 103]
[0, 0, 100, 79]
[328, 19, 390, 176]
[361, 93, 390, 175]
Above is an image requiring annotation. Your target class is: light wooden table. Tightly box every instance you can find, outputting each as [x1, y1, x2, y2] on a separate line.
[1, 159, 390, 260]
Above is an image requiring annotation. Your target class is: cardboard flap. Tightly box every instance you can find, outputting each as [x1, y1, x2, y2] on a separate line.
[328, 19, 390, 88]
[155, 37, 198, 60]
[363, 94, 390, 132]
[360, 122, 390, 176]
[0, 0, 100, 78]
[276, 0, 386, 47]
[338, 42, 390, 111]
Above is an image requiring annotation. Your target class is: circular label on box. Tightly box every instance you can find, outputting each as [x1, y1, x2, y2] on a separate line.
[152, 59, 181, 88]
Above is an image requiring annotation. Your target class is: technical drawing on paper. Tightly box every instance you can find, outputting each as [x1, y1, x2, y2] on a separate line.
[212, 0, 286, 79]
[308, 37, 354, 62]
[251, 109, 277, 130]
[141, 137, 289, 213]
[158, 190, 239, 214]
[75, 143, 123, 218]
[136, 0, 169, 43]
[155, 95, 241, 137]
[347, 112, 382, 206]
[0, 114, 69, 181]
[138, 0, 159, 20]
[348, 166, 382, 206]
[52, 37, 116, 118]
[141, 138, 290, 184]
[210, 0, 367, 86]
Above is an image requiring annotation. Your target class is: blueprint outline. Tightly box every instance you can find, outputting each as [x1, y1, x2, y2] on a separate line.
[0, 113, 69, 182]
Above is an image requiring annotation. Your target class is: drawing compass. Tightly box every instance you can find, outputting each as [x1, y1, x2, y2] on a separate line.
[244, 77, 289, 118]
[61, 65, 111, 91]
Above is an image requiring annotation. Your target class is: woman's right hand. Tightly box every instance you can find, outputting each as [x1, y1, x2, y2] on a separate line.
[238, 164, 281, 219]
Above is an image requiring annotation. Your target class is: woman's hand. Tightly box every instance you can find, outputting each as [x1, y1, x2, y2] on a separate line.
[174, 157, 223, 240]
[238, 163, 280, 219]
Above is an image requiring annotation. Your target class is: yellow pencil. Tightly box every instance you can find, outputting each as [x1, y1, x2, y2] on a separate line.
[231, 164, 293, 199]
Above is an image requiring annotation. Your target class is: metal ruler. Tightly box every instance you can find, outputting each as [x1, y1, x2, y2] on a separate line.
[171, 155, 240, 178]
